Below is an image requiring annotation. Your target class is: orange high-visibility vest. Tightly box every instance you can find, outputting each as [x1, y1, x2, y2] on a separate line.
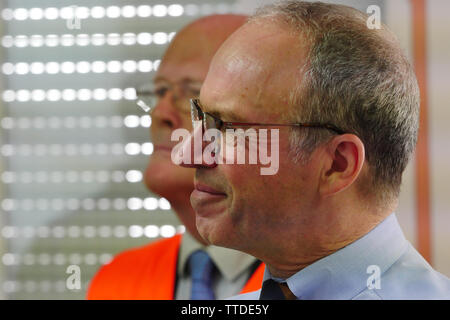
[87, 234, 264, 300]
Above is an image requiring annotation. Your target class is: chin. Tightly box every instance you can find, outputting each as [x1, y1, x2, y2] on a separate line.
[196, 215, 237, 249]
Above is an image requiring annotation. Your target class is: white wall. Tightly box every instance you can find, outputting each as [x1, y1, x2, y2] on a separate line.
[428, 0, 450, 277]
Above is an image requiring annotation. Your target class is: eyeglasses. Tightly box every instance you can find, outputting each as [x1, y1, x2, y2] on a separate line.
[136, 80, 202, 114]
[190, 98, 346, 134]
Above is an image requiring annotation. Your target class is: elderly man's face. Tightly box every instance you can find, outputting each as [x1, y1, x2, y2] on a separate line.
[191, 21, 321, 251]
[144, 27, 217, 201]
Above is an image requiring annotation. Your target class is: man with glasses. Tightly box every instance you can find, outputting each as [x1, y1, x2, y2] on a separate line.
[178, 1, 450, 299]
[87, 14, 264, 300]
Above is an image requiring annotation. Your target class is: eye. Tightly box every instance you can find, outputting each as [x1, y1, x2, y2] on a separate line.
[183, 82, 202, 98]
[216, 119, 225, 131]
[154, 86, 169, 98]
[222, 123, 234, 131]
[203, 114, 223, 131]
[211, 117, 224, 131]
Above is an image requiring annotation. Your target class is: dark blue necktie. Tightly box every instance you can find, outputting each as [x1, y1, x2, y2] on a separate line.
[189, 250, 215, 300]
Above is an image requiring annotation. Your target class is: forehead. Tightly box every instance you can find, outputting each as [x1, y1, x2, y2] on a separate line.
[156, 22, 237, 83]
[156, 39, 213, 83]
[200, 21, 306, 122]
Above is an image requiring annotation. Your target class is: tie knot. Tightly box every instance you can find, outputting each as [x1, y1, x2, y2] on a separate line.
[260, 279, 297, 300]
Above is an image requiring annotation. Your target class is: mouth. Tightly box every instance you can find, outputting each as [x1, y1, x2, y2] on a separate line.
[191, 182, 227, 215]
[194, 183, 226, 195]
[153, 144, 173, 153]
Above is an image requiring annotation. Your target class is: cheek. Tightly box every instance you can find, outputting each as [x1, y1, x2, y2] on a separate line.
[145, 156, 195, 187]
[223, 163, 260, 193]
[223, 163, 283, 217]
[180, 112, 193, 130]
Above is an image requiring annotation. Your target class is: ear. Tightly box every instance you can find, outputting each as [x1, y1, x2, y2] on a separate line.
[319, 134, 365, 197]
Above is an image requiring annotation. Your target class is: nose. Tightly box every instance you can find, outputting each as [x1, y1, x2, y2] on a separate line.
[176, 122, 218, 169]
[151, 91, 182, 129]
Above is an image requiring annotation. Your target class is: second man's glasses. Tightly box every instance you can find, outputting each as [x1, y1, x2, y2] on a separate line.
[136, 80, 202, 114]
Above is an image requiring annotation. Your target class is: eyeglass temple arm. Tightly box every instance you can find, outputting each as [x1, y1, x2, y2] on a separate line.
[222, 121, 345, 135]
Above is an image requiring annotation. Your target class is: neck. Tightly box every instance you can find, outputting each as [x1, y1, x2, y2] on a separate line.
[263, 206, 392, 279]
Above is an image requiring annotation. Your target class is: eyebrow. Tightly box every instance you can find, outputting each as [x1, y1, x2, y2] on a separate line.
[153, 76, 202, 84]
[200, 100, 246, 123]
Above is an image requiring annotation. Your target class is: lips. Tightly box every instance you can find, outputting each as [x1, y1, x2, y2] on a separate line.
[194, 183, 226, 196]
[153, 144, 173, 152]
[191, 182, 227, 216]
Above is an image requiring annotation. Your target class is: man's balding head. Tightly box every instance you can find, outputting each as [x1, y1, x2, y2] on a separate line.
[159, 14, 248, 83]
[175, 14, 248, 50]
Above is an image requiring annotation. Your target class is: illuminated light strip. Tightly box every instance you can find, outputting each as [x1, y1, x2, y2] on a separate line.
[1, 32, 176, 48]
[1, 59, 160, 75]
[1, 87, 143, 102]
[0, 224, 184, 240]
[0, 115, 151, 130]
[0, 5, 186, 21]
[0, 170, 146, 184]
[0, 197, 171, 212]
[0, 143, 154, 157]
[0, 4, 238, 22]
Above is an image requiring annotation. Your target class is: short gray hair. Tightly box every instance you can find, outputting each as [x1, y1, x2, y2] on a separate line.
[250, 1, 420, 201]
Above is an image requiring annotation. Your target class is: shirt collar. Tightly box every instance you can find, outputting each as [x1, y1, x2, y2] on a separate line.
[264, 213, 408, 299]
[178, 232, 258, 281]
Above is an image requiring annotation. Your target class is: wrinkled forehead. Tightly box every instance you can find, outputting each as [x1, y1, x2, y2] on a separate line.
[200, 21, 306, 120]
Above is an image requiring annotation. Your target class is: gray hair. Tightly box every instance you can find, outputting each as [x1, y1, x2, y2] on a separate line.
[250, 1, 420, 201]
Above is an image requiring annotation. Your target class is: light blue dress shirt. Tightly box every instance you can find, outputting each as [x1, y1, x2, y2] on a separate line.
[231, 213, 450, 300]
